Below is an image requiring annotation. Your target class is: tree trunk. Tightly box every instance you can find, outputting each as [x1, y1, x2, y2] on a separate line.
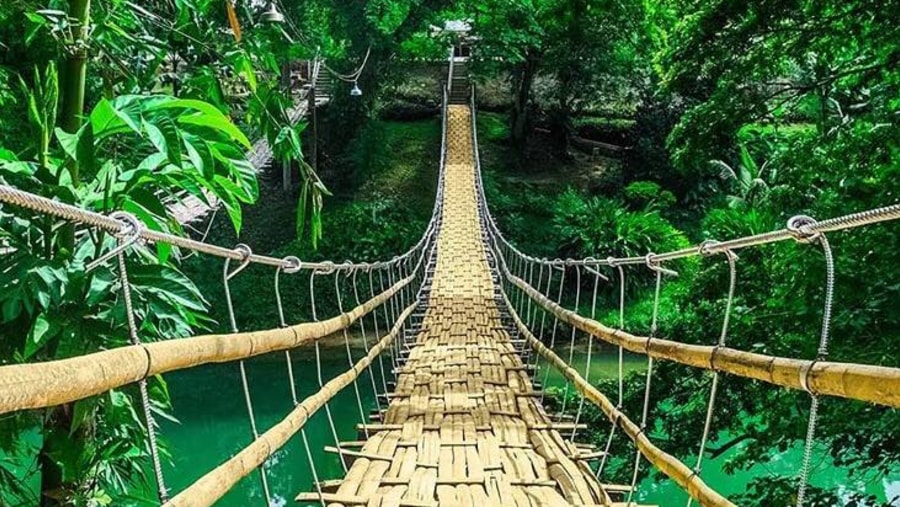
[43, 1, 90, 503]
[511, 52, 539, 146]
[59, 0, 90, 187]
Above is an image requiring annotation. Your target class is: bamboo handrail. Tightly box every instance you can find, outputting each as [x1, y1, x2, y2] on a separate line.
[162, 302, 416, 507]
[502, 293, 735, 507]
[506, 271, 900, 408]
[0, 275, 412, 414]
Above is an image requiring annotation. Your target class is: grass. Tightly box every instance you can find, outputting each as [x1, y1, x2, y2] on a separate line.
[351, 119, 441, 215]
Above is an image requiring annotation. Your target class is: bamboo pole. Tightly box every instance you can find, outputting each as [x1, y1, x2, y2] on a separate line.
[162, 302, 416, 507]
[502, 293, 735, 507]
[507, 271, 900, 408]
[0, 275, 412, 414]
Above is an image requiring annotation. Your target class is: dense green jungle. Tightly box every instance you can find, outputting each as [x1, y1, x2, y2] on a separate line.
[0, 0, 898, 506]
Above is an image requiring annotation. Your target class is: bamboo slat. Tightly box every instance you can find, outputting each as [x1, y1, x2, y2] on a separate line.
[162, 302, 417, 507]
[507, 271, 900, 408]
[0, 275, 411, 414]
[314, 105, 615, 507]
[503, 293, 735, 507]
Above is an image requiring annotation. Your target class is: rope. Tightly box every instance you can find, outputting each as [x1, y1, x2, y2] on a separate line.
[275, 256, 302, 406]
[687, 245, 737, 507]
[534, 263, 556, 371]
[222, 244, 272, 506]
[368, 268, 390, 396]
[484, 199, 900, 270]
[309, 266, 348, 473]
[794, 216, 836, 507]
[351, 268, 382, 413]
[335, 270, 369, 439]
[273, 257, 325, 507]
[558, 263, 582, 417]
[541, 262, 567, 404]
[570, 265, 600, 442]
[597, 261, 625, 477]
[626, 256, 674, 505]
[321, 46, 372, 83]
[90, 213, 169, 502]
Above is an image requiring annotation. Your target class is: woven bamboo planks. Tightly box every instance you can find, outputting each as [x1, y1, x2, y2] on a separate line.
[506, 270, 900, 408]
[308, 105, 615, 506]
[503, 291, 735, 507]
[0, 275, 411, 414]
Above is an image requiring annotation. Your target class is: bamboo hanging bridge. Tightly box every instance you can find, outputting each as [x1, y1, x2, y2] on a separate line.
[1, 85, 900, 507]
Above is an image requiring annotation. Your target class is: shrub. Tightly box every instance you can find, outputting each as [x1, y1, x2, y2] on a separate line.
[624, 180, 676, 210]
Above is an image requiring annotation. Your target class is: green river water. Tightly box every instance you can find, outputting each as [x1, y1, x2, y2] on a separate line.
[157, 341, 899, 506]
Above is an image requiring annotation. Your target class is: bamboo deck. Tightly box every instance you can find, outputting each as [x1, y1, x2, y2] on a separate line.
[297, 106, 622, 506]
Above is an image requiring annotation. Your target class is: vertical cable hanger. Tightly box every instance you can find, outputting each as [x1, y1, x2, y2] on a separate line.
[687, 242, 737, 507]
[336, 264, 369, 438]
[625, 254, 677, 504]
[86, 212, 169, 503]
[597, 259, 625, 478]
[308, 262, 348, 473]
[222, 243, 272, 505]
[788, 215, 836, 507]
[571, 261, 607, 442]
[558, 261, 582, 417]
[367, 266, 390, 396]
[273, 255, 325, 506]
[351, 265, 382, 414]
[541, 260, 567, 404]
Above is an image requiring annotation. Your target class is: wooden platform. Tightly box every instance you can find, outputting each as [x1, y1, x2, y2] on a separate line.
[297, 106, 627, 506]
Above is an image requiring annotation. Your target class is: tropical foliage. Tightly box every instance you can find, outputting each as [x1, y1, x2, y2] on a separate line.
[0, 0, 897, 505]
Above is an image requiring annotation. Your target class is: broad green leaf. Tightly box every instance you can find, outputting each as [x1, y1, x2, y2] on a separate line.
[24, 312, 52, 358]
[153, 99, 250, 148]
[143, 120, 167, 154]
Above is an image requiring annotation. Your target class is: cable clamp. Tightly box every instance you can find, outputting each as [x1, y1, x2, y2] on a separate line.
[787, 215, 821, 244]
[282, 256, 302, 274]
[645, 252, 678, 277]
[799, 359, 819, 394]
[85, 211, 143, 272]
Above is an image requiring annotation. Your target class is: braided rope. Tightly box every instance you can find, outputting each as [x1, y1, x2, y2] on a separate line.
[309, 267, 348, 474]
[103, 222, 169, 503]
[795, 223, 836, 507]
[570, 265, 600, 442]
